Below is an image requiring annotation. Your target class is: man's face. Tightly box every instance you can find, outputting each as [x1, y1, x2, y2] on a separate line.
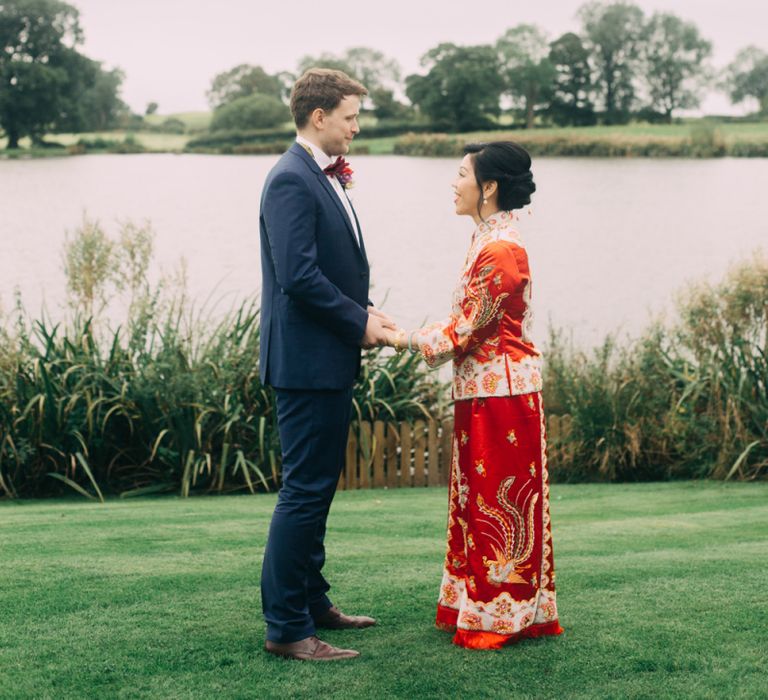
[317, 95, 361, 156]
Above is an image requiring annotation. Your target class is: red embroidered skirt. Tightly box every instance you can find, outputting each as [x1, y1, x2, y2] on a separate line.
[435, 392, 563, 649]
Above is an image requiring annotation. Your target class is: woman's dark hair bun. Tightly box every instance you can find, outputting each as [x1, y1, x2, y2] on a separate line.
[463, 141, 536, 211]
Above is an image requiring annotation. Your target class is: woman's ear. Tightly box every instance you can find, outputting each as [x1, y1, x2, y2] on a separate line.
[484, 180, 498, 198]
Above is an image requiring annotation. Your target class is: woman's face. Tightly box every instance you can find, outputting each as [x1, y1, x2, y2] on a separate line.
[452, 154, 481, 218]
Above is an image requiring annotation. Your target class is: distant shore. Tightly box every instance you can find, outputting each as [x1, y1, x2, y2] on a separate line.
[3, 121, 768, 159]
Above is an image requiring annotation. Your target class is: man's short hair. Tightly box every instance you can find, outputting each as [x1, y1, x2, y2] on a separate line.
[290, 68, 368, 128]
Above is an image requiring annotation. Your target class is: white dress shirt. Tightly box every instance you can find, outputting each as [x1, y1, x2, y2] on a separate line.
[295, 135, 361, 247]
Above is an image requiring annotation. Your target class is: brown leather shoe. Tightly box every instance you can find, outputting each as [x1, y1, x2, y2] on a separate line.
[264, 635, 359, 661]
[314, 606, 377, 630]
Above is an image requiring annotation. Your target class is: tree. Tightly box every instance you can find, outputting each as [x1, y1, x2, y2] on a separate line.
[368, 87, 412, 121]
[0, 0, 84, 147]
[209, 94, 290, 132]
[405, 43, 504, 131]
[641, 13, 712, 122]
[579, 0, 645, 124]
[547, 32, 596, 126]
[723, 46, 768, 116]
[296, 53, 353, 78]
[297, 48, 403, 115]
[206, 64, 283, 109]
[497, 25, 556, 129]
[341, 47, 401, 93]
[68, 62, 127, 132]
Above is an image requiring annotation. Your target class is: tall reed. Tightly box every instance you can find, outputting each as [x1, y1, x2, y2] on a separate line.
[543, 253, 768, 482]
[0, 219, 445, 499]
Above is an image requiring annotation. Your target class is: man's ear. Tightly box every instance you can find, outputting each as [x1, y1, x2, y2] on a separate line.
[310, 107, 325, 130]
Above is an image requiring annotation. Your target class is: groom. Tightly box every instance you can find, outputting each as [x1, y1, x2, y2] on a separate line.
[258, 69, 395, 661]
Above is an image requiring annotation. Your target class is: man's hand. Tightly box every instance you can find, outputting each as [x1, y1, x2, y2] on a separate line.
[367, 305, 397, 331]
[361, 313, 394, 349]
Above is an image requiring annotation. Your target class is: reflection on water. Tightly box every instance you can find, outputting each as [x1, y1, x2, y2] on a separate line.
[1, 154, 766, 347]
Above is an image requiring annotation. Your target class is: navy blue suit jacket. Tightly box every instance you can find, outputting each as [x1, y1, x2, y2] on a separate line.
[259, 143, 370, 389]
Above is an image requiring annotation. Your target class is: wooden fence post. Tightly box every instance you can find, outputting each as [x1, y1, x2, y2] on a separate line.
[400, 422, 412, 487]
[358, 422, 372, 489]
[427, 420, 440, 486]
[345, 426, 357, 490]
[440, 418, 453, 485]
[386, 423, 399, 488]
[413, 420, 426, 487]
[373, 421, 385, 488]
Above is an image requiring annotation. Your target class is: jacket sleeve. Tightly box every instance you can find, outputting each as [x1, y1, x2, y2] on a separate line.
[412, 242, 519, 368]
[262, 171, 368, 346]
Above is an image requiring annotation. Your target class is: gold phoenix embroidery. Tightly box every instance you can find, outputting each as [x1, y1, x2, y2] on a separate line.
[477, 476, 538, 586]
[459, 265, 509, 337]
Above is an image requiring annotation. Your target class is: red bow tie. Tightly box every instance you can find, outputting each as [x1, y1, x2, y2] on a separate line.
[323, 156, 350, 178]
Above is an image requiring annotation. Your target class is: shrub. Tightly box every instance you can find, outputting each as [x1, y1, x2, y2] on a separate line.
[210, 95, 290, 132]
[157, 117, 186, 134]
[392, 129, 768, 158]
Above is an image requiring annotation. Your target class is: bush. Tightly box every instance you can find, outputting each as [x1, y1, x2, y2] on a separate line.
[687, 123, 727, 157]
[393, 133, 464, 157]
[210, 95, 290, 132]
[157, 117, 186, 134]
[75, 136, 146, 154]
[392, 130, 765, 158]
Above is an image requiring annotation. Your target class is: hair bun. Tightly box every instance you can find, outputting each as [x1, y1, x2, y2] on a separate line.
[501, 170, 535, 209]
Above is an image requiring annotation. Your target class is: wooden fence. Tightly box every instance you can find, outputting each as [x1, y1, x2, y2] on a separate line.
[339, 415, 573, 490]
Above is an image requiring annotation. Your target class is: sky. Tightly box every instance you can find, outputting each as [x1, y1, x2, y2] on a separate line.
[71, 0, 766, 116]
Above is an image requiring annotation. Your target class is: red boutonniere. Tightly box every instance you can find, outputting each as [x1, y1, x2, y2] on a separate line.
[323, 156, 355, 190]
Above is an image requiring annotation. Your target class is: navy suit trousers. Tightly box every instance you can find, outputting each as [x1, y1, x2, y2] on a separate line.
[261, 387, 353, 643]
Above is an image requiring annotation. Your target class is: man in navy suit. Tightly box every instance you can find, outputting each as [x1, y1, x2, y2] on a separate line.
[259, 69, 395, 661]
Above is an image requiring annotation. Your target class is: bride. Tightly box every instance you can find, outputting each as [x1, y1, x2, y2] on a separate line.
[385, 141, 564, 649]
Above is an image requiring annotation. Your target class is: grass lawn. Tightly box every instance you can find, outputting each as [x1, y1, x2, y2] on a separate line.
[1, 482, 766, 699]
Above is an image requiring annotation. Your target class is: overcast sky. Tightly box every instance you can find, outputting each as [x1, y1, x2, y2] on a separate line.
[71, 0, 766, 115]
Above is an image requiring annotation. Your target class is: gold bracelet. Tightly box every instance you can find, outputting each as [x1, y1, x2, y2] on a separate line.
[394, 329, 406, 353]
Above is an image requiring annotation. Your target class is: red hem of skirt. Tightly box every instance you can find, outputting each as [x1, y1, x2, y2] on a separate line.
[436, 604, 563, 649]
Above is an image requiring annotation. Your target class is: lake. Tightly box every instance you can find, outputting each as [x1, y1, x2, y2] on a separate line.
[2, 154, 766, 347]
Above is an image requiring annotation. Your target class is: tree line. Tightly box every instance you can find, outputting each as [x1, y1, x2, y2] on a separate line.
[207, 1, 768, 133]
[2, 0, 768, 149]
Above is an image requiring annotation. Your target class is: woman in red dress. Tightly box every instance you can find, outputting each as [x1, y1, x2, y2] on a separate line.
[387, 142, 563, 649]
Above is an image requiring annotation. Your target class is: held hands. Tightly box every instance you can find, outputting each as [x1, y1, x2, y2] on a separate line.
[361, 306, 398, 349]
[360, 307, 418, 353]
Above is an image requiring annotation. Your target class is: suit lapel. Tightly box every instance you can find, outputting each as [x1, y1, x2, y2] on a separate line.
[346, 194, 367, 262]
[289, 143, 364, 257]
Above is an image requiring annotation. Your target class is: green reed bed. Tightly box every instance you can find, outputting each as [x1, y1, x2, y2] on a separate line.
[543, 253, 768, 483]
[0, 219, 444, 500]
[392, 122, 768, 158]
[1, 482, 766, 699]
[1, 220, 765, 499]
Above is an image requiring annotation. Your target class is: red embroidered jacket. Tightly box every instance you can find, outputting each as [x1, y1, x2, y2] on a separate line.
[413, 211, 542, 400]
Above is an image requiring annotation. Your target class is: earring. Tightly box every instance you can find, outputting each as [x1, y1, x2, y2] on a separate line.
[483, 198, 488, 204]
